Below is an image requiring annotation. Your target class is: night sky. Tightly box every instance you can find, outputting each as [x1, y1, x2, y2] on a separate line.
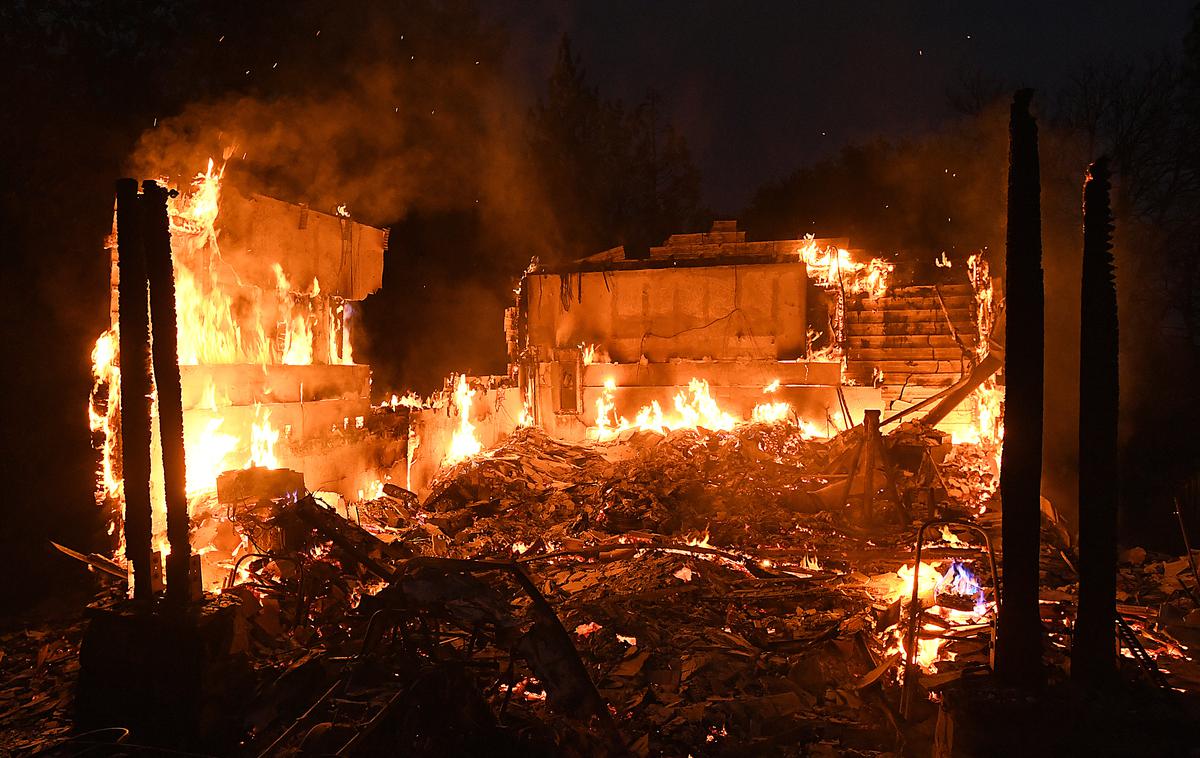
[487, 0, 1193, 212]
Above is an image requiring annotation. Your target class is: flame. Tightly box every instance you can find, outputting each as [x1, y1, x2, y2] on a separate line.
[967, 253, 993, 353]
[358, 479, 384, 501]
[942, 255, 1004, 465]
[247, 405, 280, 469]
[752, 401, 790, 423]
[184, 417, 240, 495]
[170, 162, 268, 366]
[516, 398, 535, 427]
[895, 629, 946, 674]
[272, 264, 317, 365]
[604, 379, 738, 436]
[950, 376, 1003, 447]
[384, 391, 424, 411]
[938, 560, 988, 615]
[444, 374, 482, 465]
[165, 159, 355, 368]
[880, 559, 992, 675]
[594, 378, 620, 438]
[580, 343, 599, 366]
[940, 526, 963, 547]
[670, 379, 738, 432]
[88, 330, 122, 503]
[796, 235, 893, 299]
[592, 377, 834, 440]
[893, 561, 943, 603]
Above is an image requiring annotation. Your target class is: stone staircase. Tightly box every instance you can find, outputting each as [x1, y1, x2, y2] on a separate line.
[843, 283, 979, 425]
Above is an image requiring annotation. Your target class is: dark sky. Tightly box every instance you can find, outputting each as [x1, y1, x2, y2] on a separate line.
[485, 0, 1193, 213]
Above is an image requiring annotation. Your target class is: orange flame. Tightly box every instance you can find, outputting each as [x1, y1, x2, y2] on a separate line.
[444, 374, 482, 465]
[796, 235, 893, 299]
[592, 377, 833, 440]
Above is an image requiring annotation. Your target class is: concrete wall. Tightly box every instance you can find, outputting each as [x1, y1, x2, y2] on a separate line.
[526, 262, 809, 363]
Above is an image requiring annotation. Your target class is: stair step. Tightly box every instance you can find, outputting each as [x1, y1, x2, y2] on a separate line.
[846, 358, 968, 375]
[847, 374, 960, 388]
[844, 322, 976, 337]
[849, 294, 976, 311]
[846, 334, 972, 349]
[849, 347, 967, 361]
[844, 309, 975, 325]
[888, 283, 978, 297]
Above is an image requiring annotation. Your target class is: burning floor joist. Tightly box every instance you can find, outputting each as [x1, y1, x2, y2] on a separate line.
[6, 105, 1200, 754]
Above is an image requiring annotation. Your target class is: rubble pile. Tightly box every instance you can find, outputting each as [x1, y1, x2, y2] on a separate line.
[5, 421, 1198, 755]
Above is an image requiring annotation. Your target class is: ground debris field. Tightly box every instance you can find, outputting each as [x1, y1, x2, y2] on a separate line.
[4, 424, 1199, 757]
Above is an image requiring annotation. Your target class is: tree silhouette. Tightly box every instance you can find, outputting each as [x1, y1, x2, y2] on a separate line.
[529, 36, 702, 260]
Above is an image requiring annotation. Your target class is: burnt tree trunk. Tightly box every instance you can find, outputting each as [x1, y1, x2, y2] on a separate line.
[144, 181, 192, 603]
[994, 89, 1045, 688]
[115, 179, 154, 602]
[1073, 158, 1118, 684]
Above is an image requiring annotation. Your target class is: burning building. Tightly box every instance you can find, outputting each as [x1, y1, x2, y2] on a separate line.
[88, 164, 405, 587]
[404, 220, 1001, 492]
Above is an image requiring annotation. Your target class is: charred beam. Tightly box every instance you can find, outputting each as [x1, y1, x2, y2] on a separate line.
[919, 308, 1006, 427]
[115, 179, 154, 602]
[143, 180, 192, 603]
[994, 89, 1046, 689]
[1073, 157, 1119, 685]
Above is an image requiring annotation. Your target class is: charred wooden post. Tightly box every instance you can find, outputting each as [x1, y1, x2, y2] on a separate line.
[144, 180, 192, 603]
[994, 89, 1045, 688]
[861, 409, 880, 522]
[1073, 157, 1119, 684]
[115, 179, 155, 602]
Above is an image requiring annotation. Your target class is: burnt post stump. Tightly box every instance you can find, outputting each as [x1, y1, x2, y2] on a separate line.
[76, 595, 251, 750]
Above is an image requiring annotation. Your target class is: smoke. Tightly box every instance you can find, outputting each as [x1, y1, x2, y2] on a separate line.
[132, 55, 554, 255]
[127, 4, 561, 392]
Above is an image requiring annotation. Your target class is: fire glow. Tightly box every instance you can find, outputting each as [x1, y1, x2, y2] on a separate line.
[796, 235, 893, 299]
[591, 377, 834, 441]
[444, 374, 483, 465]
[88, 160, 358, 560]
[882, 560, 992, 674]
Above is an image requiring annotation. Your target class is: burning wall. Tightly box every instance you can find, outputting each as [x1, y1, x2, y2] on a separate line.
[89, 163, 402, 580]
[512, 221, 884, 444]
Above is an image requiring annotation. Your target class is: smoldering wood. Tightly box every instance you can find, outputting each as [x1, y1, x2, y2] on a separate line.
[1073, 157, 1119, 685]
[994, 89, 1046, 689]
[143, 180, 192, 603]
[115, 178, 154, 602]
[288, 494, 408, 580]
